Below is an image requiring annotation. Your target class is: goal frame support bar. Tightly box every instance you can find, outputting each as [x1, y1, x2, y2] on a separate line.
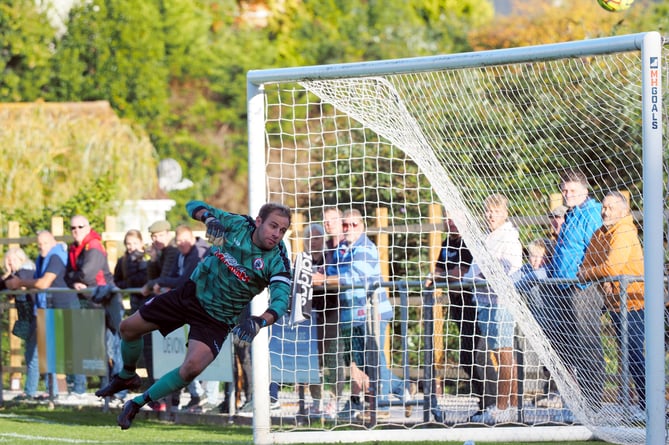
[248, 33, 651, 84]
[640, 31, 665, 445]
[247, 32, 665, 445]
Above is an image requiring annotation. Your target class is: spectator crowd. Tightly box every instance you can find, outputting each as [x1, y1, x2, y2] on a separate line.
[0, 168, 648, 426]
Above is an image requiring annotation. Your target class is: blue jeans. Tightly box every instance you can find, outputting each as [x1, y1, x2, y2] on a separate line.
[187, 380, 203, 398]
[542, 285, 605, 408]
[342, 321, 407, 409]
[270, 381, 279, 402]
[476, 304, 515, 350]
[24, 322, 39, 397]
[66, 374, 87, 395]
[610, 309, 645, 410]
[106, 329, 127, 399]
[376, 320, 406, 407]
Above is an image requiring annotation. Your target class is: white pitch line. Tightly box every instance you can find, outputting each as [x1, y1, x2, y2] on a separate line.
[0, 433, 116, 443]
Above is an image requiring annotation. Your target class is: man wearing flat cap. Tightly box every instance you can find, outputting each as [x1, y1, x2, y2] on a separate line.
[548, 205, 568, 241]
[143, 220, 179, 297]
[139, 220, 179, 406]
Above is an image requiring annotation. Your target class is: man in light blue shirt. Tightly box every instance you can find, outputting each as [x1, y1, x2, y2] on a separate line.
[313, 209, 410, 420]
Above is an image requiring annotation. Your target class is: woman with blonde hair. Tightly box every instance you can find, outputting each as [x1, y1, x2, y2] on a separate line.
[2, 247, 41, 400]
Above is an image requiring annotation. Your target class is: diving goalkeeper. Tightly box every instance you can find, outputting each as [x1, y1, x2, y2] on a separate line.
[96, 200, 293, 430]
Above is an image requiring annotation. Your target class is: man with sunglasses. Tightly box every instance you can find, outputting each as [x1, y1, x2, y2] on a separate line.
[65, 215, 118, 399]
[65, 216, 114, 293]
[314, 209, 413, 421]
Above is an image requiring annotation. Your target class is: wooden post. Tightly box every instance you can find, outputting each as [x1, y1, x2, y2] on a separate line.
[104, 216, 118, 271]
[291, 212, 305, 261]
[428, 204, 443, 267]
[373, 207, 391, 363]
[549, 193, 563, 212]
[9, 312, 22, 390]
[7, 220, 22, 389]
[374, 208, 389, 281]
[428, 205, 445, 370]
[7, 221, 19, 250]
[49, 216, 68, 391]
[50, 216, 64, 238]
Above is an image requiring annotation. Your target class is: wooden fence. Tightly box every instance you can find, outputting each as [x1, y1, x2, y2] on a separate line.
[0, 204, 456, 275]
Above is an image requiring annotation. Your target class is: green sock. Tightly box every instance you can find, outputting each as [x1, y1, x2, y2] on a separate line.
[132, 367, 190, 406]
[118, 338, 143, 379]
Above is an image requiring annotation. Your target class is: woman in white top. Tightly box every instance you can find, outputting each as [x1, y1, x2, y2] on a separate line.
[465, 193, 522, 424]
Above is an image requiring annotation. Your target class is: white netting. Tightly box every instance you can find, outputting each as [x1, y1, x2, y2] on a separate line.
[254, 37, 668, 445]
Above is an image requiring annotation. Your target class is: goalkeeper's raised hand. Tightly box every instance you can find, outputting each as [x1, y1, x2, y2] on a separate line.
[232, 315, 267, 347]
[203, 213, 226, 247]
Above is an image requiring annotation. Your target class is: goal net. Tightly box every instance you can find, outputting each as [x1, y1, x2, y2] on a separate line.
[246, 32, 667, 445]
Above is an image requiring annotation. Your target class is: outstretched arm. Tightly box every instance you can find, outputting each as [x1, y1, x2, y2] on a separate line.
[186, 201, 226, 247]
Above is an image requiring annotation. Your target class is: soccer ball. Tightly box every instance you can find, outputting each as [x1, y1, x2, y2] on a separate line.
[597, 0, 635, 12]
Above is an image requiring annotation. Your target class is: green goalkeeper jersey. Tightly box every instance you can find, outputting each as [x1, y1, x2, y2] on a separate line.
[186, 200, 292, 326]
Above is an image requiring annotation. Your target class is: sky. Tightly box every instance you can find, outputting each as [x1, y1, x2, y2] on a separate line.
[493, 0, 514, 15]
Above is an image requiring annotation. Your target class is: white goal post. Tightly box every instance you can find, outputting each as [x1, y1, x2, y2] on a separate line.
[246, 32, 666, 445]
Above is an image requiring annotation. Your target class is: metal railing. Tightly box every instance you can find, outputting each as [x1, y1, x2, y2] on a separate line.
[0, 286, 141, 406]
[316, 274, 654, 425]
[1, 275, 658, 421]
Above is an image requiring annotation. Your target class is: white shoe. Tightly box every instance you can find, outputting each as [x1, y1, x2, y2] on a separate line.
[493, 406, 518, 423]
[470, 406, 518, 425]
[536, 394, 563, 408]
[62, 392, 87, 403]
[321, 399, 337, 420]
[629, 406, 646, 423]
[236, 399, 254, 416]
[403, 382, 418, 417]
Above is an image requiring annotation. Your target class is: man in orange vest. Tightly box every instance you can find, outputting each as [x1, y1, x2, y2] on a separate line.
[578, 190, 645, 415]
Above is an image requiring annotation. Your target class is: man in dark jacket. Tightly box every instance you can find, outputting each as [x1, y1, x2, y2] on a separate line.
[139, 219, 179, 410]
[149, 225, 209, 292]
[142, 220, 179, 297]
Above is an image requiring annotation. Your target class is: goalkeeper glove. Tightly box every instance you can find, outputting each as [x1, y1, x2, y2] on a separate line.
[232, 315, 267, 347]
[202, 211, 226, 247]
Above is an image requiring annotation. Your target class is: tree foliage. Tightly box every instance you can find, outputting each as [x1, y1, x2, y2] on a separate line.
[2, 0, 664, 230]
[7, 176, 120, 237]
[265, 0, 493, 66]
[629, 0, 669, 33]
[469, 0, 648, 49]
[46, 0, 169, 122]
[1, 0, 493, 226]
[0, 0, 54, 101]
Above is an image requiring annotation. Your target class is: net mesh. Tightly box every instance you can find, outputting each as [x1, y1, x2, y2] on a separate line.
[259, 46, 668, 444]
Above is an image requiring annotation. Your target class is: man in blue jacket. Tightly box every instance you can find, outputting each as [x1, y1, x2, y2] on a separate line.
[545, 169, 604, 410]
[6, 231, 79, 399]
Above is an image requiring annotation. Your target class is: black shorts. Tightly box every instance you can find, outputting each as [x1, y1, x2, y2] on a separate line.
[139, 280, 231, 357]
